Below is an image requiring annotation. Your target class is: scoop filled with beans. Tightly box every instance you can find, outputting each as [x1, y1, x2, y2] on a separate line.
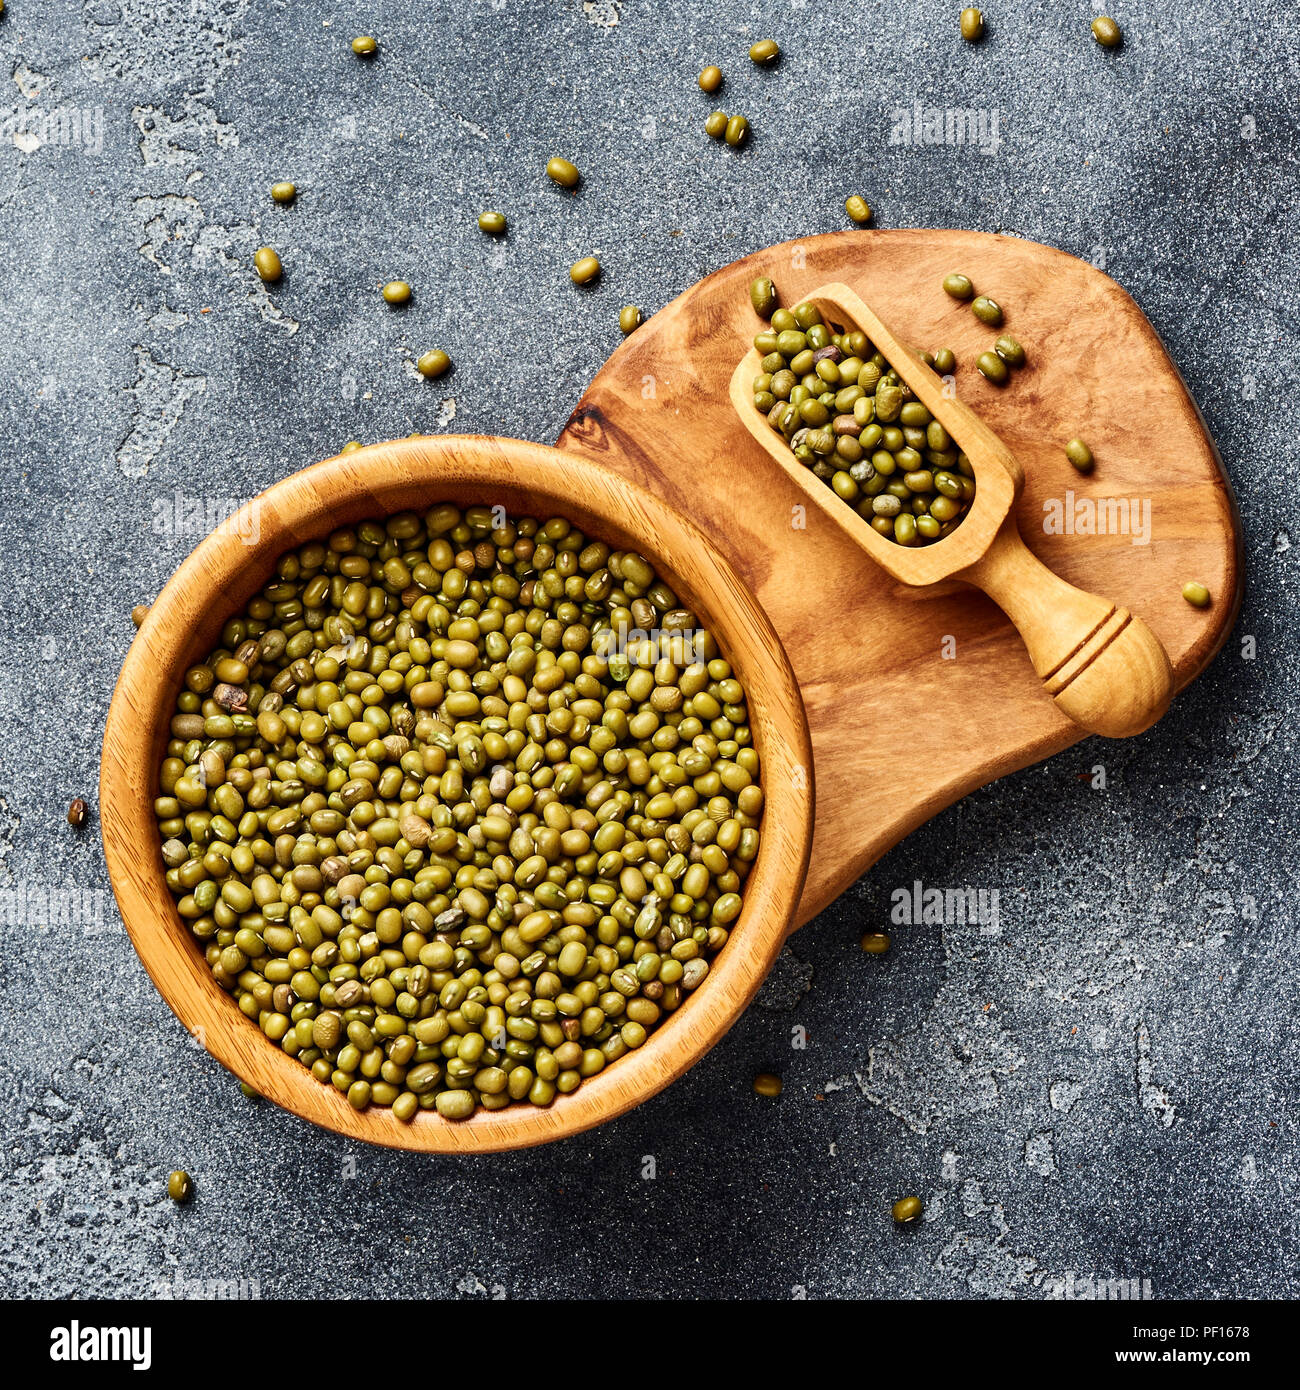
[154, 505, 762, 1121]
[749, 293, 976, 546]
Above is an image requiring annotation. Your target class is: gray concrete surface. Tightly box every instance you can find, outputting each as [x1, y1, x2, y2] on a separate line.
[1, 0, 1297, 1300]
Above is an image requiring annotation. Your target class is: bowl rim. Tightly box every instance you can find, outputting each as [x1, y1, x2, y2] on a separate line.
[100, 434, 814, 1153]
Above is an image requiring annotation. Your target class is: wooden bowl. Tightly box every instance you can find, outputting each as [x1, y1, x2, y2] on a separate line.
[100, 436, 814, 1152]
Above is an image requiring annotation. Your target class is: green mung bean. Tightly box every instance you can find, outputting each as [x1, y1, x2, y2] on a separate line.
[960, 7, 984, 41]
[845, 195, 872, 225]
[1091, 16, 1122, 47]
[993, 334, 1026, 368]
[546, 157, 580, 188]
[619, 305, 643, 335]
[977, 350, 1009, 384]
[724, 115, 750, 147]
[749, 39, 780, 65]
[417, 350, 451, 379]
[892, 1195, 923, 1224]
[943, 273, 974, 300]
[971, 295, 1003, 326]
[351, 36, 377, 56]
[1182, 581, 1211, 608]
[753, 1072, 782, 1096]
[570, 256, 600, 285]
[698, 65, 723, 92]
[382, 280, 411, 306]
[705, 110, 728, 139]
[1064, 438, 1094, 472]
[270, 181, 296, 204]
[254, 247, 282, 283]
[477, 211, 507, 235]
[157, 504, 761, 1122]
[167, 1170, 193, 1203]
[750, 277, 778, 318]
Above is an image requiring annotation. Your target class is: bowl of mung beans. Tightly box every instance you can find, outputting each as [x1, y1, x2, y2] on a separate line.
[101, 435, 813, 1152]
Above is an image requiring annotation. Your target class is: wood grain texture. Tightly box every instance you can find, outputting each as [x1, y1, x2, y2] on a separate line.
[555, 230, 1243, 925]
[731, 280, 1174, 738]
[100, 437, 814, 1152]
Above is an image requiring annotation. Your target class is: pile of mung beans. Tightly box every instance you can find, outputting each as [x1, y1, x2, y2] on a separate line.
[748, 289, 976, 546]
[154, 506, 762, 1121]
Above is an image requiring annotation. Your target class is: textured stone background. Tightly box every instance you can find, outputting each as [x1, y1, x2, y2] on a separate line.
[1, 0, 1296, 1300]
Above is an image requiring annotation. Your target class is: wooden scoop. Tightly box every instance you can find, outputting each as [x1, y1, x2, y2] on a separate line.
[730, 281, 1174, 739]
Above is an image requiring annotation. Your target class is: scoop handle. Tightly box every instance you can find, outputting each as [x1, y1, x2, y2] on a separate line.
[964, 518, 1173, 738]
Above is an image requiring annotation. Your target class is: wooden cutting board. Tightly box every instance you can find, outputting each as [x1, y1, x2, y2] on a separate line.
[553, 230, 1242, 927]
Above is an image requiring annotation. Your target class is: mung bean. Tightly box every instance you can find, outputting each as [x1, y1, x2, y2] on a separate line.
[960, 7, 985, 41]
[546, 157, 580, 189]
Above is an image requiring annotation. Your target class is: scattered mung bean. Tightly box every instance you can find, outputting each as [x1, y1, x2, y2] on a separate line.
[749, 39, 780, 66]
[254, 247, 282, 283]
[477, 211, 507, 235]
[270, 181, 296, 204]
[860, 931, 891, 954]
[1182, 581, 1211, 608]
[68, 798, 88, 827]
[546, 157, 580, 189]
[132, 604, 152, 628]
[1091, 16, 1122, 47]
[382, 280, 411, 306]
[1064, 438, 1094, 472]
[845, 195, 872, 225]
[753, 1073, 783, 1096]
[698, 65, 723, 93]
[724, 115, 750, 147]
[977, 350, 1009, 385]
[570, 256, 601, 285]
[168, 1170, 193, 1203]
[417, 350, 451, 379]
[351, 36, 377, 56]
[619, 305, 643, 335]
[971, 295, 1003, 326]
[157, 505, 761, 1122]
[943, 273, 975, 300]
[960, 7, 985, 41]
[705, 110, 728, 139]
[993, 335, 1025, 368]
[892, 1195, 923, 1224]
